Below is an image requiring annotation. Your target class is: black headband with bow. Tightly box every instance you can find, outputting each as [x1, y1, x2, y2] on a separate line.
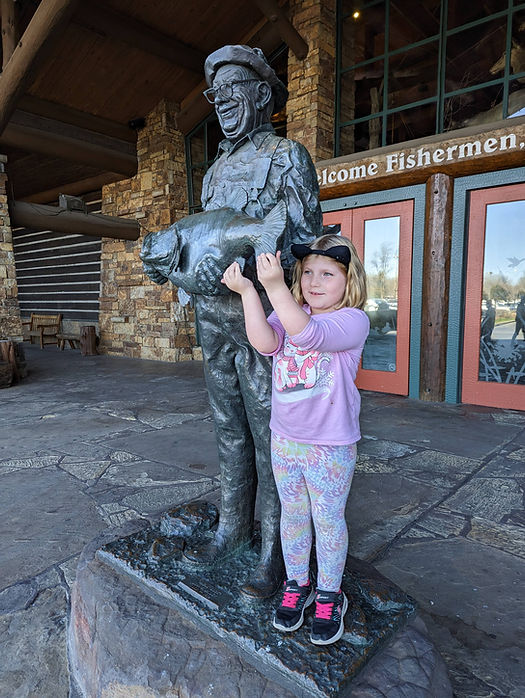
[291, 243, 351, 268]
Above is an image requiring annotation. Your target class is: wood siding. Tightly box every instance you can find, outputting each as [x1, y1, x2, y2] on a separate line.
[12, 195, 101, 321]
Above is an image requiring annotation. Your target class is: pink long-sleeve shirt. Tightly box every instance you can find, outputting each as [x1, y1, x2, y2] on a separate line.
[264, 306, 370, 445]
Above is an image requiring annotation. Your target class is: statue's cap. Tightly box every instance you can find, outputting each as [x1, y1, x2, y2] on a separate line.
[204, 45, 288, 112]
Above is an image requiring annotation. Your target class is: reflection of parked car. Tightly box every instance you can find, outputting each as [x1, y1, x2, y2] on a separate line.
[365, 298, 397, 332]
[365, 298, 381, 312]
[384, 297, 398, 310]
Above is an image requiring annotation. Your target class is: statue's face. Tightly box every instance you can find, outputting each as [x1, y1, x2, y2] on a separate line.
[212, 65, 260, 142]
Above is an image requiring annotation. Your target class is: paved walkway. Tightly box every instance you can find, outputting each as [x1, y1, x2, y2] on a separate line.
[1, 344, 524, 697]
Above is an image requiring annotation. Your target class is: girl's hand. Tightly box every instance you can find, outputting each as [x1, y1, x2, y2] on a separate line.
[256, 251, 285, 292]
[221, 262, 254, 294]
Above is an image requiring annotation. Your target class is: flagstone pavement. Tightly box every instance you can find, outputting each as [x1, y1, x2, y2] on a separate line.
[1, 344, 524, 697]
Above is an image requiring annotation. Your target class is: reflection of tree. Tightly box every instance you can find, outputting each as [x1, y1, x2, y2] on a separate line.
[370, 243, 393, 297]
[491, 284, 510, 302]
[483, 271, 516, 301]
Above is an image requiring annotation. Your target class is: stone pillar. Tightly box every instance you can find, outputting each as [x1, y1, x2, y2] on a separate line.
[0, 155, 23, 341]
[99, 100, 201, 361]
[286, 0, 336, 162]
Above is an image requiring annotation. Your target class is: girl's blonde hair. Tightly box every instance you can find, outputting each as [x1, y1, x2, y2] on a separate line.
[291, 234, 368, 310]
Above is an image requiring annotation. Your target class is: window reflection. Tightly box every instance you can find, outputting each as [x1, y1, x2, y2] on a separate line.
[361, 217, 400, 371]
[479, 200, 525, 385]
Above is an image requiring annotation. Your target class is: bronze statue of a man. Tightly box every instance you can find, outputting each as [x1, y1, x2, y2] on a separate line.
[142, 45, 322, 598]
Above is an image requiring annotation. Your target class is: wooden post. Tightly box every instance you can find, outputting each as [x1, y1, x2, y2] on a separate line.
[80, 326, 97, 356]
[0, 360, 14, 387]
[0, 339, 18, 378]
[420, 173, 453, 401]
[0, 0, 79, 136]
[1, 0, 17, 69]
[0, 338, 27, 385]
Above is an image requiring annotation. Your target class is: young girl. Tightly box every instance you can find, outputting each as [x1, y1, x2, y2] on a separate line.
[221, 234, 369, 645]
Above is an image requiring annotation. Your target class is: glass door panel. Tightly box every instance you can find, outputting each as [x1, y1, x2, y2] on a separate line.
[462, 184, 525, 409]
[361, 216, 400, 373]
[323, 200, 414, 395]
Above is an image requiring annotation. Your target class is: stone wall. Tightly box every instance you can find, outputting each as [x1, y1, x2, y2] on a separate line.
[287, 0, 337, 162]
[0, 156, 22, 341]
[99, 100, 201, 361]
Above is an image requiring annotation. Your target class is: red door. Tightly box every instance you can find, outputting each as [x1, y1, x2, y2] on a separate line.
[462, 183, 525, 409]
[323, 200, 414, 395]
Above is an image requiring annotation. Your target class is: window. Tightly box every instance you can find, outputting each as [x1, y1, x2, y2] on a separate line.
[337, 0, 525, 155]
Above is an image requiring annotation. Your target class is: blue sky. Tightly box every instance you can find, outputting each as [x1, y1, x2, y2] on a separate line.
[363, 216, 400, 278]
[484, 200, 525, 284]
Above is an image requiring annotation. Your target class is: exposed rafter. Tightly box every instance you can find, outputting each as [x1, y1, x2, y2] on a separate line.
[1, 0, 17, 69]
[253, 0, 308, 59]
[18, 95, 137, 143]
[9, 200, 140, 240]
[75, 1, 206, 75]
[19, 173, 124, 204]
[1, 111, 137, 176]
[0, 0, 80, 137]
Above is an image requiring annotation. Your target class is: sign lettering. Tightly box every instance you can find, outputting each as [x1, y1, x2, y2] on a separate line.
[317, 132, 523, 187]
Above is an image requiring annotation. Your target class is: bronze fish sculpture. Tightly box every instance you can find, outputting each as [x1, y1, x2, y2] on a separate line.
[140, 201, 286, 298]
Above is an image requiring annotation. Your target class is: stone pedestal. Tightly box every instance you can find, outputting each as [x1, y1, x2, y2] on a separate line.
[69, 503, 453, 697]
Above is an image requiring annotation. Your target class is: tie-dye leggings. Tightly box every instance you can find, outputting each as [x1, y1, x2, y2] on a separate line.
[271, 432, 357, 592]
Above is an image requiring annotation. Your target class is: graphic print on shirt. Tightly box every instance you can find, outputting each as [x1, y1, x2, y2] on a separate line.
[274, 337, 332, 403]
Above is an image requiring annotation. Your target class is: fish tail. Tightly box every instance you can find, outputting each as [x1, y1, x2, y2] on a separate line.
[253, 200, 287, 257]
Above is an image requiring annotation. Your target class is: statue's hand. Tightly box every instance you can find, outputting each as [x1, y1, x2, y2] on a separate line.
[194, 255, 225, 295]
[143, 263, 169, 285]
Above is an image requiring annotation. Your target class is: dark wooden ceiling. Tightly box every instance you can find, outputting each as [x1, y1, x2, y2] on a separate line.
[0, 0, 286, 201]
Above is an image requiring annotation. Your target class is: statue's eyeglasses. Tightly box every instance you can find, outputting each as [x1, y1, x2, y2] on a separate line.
[203, 79, 259, 104]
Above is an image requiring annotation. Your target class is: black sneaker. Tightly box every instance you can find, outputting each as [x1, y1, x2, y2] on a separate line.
[273, 579, 315, 632]
[310, 590, 348, 645]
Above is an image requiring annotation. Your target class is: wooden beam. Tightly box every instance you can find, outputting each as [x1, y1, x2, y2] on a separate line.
[10, 108, 137, 153]
[18, 95, 136, 143]
[1, 0, 17, 69]
[75, 2, 206, 75]
[9, 200, 140, 240]
[419, 173, 453, 401]
[19, 173, 124, 204]
[0, 0, 80, 137]
[0, 121, 137, 176]
[253, 0, 308, 59]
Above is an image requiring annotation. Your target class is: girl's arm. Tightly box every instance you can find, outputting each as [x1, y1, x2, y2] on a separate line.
[256, 252, 310, 336]
[257, 253, 370, 353]
[292, 308, 370, 352]
[221, 262, 280, 353]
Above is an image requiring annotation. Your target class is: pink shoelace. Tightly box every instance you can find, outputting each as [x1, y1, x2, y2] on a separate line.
[282, 591, 301, 608]
[315, 601, 334, 619]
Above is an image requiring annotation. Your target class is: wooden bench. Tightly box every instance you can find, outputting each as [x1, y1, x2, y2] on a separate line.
[22, 313, 62, 349]
[58, 326, 98, 355]
[57, 333, 80, 350]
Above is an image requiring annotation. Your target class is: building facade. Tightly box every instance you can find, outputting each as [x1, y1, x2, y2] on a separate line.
[2, 0, 524, 411]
